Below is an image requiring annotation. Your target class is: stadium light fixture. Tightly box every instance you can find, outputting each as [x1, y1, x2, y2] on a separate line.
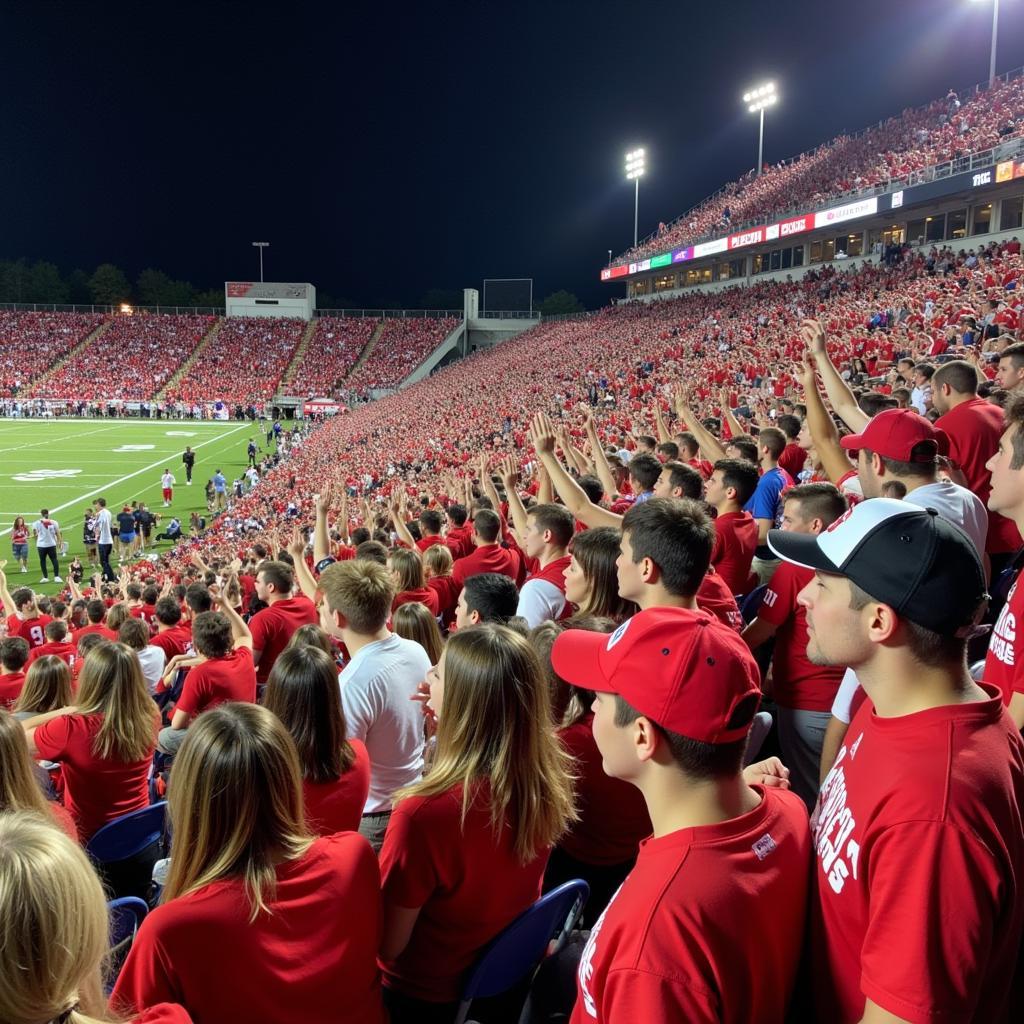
[251, 241, 269, 283]
[625, 148, 646, 247]
[743, 82, 777, 177]
[969, 0, 1000, 88]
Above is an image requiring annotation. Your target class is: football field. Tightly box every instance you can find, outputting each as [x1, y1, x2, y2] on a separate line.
[0, 418, 259, 590]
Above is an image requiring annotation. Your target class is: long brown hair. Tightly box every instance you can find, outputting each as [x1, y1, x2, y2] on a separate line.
[390, 547, 425, 591]
[392, 601, 444, 665]
[0, 710, 51, 817]
[569, 527, 637, 621]
[13, 656, 72, 715]
[75, 643, 158, 762]
[163, 703, 313, 920]
[396, 623, 576, 863]
[263, 645, 356, 782]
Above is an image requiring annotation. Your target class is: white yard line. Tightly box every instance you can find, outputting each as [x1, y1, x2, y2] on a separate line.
[0, 422, 249, 538]
[0, 423, 128, 455]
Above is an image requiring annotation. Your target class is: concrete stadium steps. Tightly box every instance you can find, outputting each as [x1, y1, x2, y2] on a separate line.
[343, 321, 386, 380]
[25, 318, 114, 395]
[279, 319, 319, 389]
[154, 318, 224, 401]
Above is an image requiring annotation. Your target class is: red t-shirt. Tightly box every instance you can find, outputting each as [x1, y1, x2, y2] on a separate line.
[985, 574, 1024, 706]
[936, 398, 1022, 554]
[302, 739, 371, 836]
[249, 596, 319, 684]
[778, 442, 807, 479]
[176, 647, 257, 718]
[135, 1005, 194, 1024]
[812, 687, 1024, 1023]
[12, 613, 53, 649]
[26, 640, 77, 671]
[710, 511, 758, 595]
[451, 544, 519, 589]
[73, 622, 118, 645]
[33, 712, 155, 841]
[112, 834, 384, 1024]
[571, 786, 810, 1023]
[392, 587, 440, 617]
[0, 670, 26, 708]
[427, 575, 460, 628]
[558, 715, 651, 866]
[758, 563, 845, 712]
[379, 782, 549, 1002]
[696, 568, 742, 632]
[150, 624, 193, 661]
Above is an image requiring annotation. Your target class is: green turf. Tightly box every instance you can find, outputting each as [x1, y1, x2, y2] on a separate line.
[0, 418, 264, 592]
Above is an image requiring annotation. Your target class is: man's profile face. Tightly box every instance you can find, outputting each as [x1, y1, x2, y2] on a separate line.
[986, 424, 1024, 516]
[797, 573, 871, 668]
[615, 530, 645, 603]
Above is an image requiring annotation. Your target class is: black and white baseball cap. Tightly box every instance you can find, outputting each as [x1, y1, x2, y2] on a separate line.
[767, 498, 987, 636]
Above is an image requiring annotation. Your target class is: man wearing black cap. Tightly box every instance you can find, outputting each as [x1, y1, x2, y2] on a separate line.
[769, 499, 1024, 1024]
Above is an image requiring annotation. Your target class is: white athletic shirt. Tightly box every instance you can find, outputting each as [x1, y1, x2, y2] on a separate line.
[32, 518, 59, 548]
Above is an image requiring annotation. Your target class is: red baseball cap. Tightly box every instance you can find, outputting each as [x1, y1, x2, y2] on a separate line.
[551, 608, 761, 744]
[839, 408, 949, 463]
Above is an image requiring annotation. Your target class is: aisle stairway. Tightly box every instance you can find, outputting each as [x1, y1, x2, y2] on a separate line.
[343, 321, 386, 380]
[27, 318, 113, 395]
[278, 319, 319, 390]
[154, 319, 224, 400]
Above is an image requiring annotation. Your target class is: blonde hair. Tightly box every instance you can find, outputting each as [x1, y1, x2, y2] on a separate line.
[0, 812, 111, 1024]
[0, 710, 51, 817]
[389, 547, 425, 591]
[75, 643, 158, 762]
[422, 543, 453, 578]
[105, 603, 129, 632]
[163, 703, 313, 920]
[285, 623, 334, 655]
[392, 602, 444, 665]
[396, 623, 575, 863]
[13, 655, 72, 715]
[318, 560, 394, 635]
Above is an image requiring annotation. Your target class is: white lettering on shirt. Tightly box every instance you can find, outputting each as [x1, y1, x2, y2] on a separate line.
[990, 584, 1017, 668]
[815, 740, 861, 894]
[577, 886, 622, 1019]
[762, 588, 779, 609]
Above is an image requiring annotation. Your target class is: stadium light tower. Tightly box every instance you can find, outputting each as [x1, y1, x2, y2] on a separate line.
[744, 82, 778, 177]
[251, 241, 269, 282]
[625, 148, 646, 247]
[970, 0, 1000, 88]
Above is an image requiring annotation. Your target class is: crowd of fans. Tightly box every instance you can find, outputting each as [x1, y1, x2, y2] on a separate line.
[620, 74, 1024, 263]
[343, 316, 459, 395]
[28, 315, 217, 401]
[3, 232, 1024, 1022]
[165, 317, 307, 405]
[0, 311, 106, 396]
[287, 317, 378, 397]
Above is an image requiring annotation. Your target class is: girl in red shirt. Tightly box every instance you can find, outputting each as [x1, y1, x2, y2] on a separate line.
[113, 703, 384, 1024]
[263, 645, 371, 836]
[379, 623, 576, 1022]
[10, 515, 29, 573]
[563, 527, 637, 622]
[0, 812, 191, 1024]
[24, 643, 158, 840]
[13, 653, 72, 719]
[392, 602, 444, 666]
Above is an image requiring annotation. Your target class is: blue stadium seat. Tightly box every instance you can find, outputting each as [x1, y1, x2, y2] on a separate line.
[87, 801, 168, 902]
[454, 879, 589, 1024]
[105, 896, 149, 992]
[739, 584, 768, 624]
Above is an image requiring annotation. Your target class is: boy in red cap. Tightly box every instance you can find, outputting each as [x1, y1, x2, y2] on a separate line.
[770, 498, 1024, 1023]
[551, 608, 811, 1023]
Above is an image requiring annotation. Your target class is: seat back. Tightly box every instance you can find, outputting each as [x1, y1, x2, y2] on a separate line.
[739, 584, 768, 624]
[743, 710, 774, 766]
[105, 896, 149, 993]
[86, 801, 167, 865]
[455, 880, 589, 1024]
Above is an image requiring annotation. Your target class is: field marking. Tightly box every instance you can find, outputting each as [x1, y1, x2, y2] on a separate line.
[0, 423, 129, 455]
[0, 422, 249, 538]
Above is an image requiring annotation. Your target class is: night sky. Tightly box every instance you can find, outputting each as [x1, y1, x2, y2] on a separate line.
[3, 0, 1023, 309]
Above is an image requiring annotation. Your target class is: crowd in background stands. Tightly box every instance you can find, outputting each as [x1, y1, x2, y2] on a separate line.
[288, 317, 378, 397]
[27, 315, 217, 402]
[0, 311, 105, 395]
[621, 75, 1024, 263]
[343, 316, 459, 395]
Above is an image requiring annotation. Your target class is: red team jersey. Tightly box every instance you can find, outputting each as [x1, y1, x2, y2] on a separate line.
[249, 596, 319, 684]
[812, 689, 1024, 1023]
[710, 511, 758, 595]
[985, 575, 1024, 707]
[175, 647, 257, 718]
[572, 786, 810, 1023]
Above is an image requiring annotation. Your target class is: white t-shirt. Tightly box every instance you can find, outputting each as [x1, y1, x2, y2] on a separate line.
[161, 472, 175, 488]
[136, 645, 167, 694]
[339, 633, 431, 814]
[903, 480, 988, 557]
[96, 508, 113, 545]
[516, 578, 567, 629]
[32, 518, 59, 548]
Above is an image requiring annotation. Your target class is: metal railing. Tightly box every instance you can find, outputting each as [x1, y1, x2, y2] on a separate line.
[614, 63, 1024, 265]
[0, 302, 224, 315]
[314, 308, 461, 319]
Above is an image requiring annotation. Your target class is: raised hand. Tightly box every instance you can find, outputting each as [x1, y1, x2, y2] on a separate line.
[800, 318, 826, 356]
[529, 411, 557, 455]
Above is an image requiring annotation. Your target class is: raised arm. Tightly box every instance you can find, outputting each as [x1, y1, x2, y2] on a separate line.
[653, 402, 672, 444]
[389, 492, 418, 550]
[287, 526, 319, 601]
[313, 485, 334, 564]
[530, 413, 622, 529]
[719, 391, 747, 442]
[209, 585, 253, 650]
[584, 414, 621, 502]
[498, 456, 530, 537]
[0, 567, 15, 618]
[797, 350, 854, 486]
[673, 386, 727, 462]
[804, 318, 870, 432]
